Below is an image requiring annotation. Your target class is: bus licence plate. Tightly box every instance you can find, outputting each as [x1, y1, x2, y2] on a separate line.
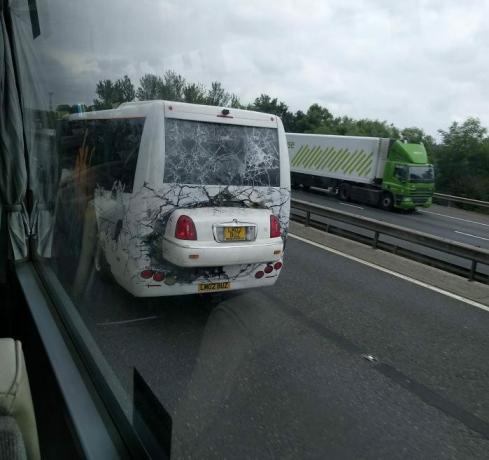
[198, 282, 231, 292]
[223, 226, 246, 241]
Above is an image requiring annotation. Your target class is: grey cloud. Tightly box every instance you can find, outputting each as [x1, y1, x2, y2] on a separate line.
[19, 0, 489, 135]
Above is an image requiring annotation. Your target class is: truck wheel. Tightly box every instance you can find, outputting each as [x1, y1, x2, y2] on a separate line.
[380, 192, 394, 211]
[94, 243, 112, 282]
[339, 184, 351, 201]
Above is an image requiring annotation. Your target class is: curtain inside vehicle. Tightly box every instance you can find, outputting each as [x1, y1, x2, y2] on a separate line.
[9, 0, 57, 260]
[0, 10, 29, 280]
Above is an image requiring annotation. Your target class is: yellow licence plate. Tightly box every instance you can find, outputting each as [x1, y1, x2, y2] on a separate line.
[198, 282, 231, 292]
[223, 226, 246, 241]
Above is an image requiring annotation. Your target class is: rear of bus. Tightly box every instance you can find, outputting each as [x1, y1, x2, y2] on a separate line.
[122, 101, 290, 296]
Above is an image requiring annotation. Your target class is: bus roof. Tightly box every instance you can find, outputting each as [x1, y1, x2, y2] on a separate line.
[67, 100, 280, 128]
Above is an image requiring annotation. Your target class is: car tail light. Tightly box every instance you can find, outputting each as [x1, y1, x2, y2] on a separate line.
[270, 215, 281, 238]
[274, 261, 283, 270]
[140, 270, 153, 279]
[175, 215, 197, 240]
[255, 271, 264, 279]
[264, 265, 273, 274]
[153, 271, 165, 282]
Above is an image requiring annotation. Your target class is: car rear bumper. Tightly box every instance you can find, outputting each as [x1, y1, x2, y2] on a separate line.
[162, 237, 283, 267]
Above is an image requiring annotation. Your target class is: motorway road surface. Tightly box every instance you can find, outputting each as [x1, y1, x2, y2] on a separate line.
[70, 236, 489, 459]
[292, 188, 489, 250]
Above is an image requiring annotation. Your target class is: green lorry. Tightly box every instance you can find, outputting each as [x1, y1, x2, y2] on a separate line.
[287, 133, 434, 210]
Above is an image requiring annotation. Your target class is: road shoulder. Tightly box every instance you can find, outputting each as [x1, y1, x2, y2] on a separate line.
[289, 221, 489, 308]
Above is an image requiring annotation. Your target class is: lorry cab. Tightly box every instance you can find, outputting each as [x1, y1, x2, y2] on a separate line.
[383, 141, 434, 210]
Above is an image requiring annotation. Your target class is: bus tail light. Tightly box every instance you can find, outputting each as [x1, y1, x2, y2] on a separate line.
[264, 265, 273, 274]
[274, 261, 283, 270]
[255, 271, 264, 279]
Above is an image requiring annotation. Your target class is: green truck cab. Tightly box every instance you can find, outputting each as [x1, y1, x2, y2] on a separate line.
[382, 141, 434, 210]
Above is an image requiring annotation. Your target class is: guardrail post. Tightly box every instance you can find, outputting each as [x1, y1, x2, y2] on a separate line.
[469, 260, 477, 281]
[372, 231, 379, 249]
[305, 211, 311, 227]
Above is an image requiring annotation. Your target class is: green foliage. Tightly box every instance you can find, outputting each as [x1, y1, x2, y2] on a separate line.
[135, 73, 241, 108]
[136, 74, 163, 100]
[183, 82, 207, 104]
[205, 81, 231, 106]
[84, 70, 489, 201]
[248, 94, 295, 130]
[293, 104, 333, 133]
[434, 118, 489, 200]
[93, 75, 135, 109]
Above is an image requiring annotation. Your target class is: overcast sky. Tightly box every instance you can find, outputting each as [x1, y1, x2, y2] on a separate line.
[29, 0, 489, 136]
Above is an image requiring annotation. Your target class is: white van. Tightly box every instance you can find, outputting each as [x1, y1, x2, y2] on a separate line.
[59, 101, 290, 296]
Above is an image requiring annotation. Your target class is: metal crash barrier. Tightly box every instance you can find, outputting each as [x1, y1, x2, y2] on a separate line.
[290, 198, 489, 283]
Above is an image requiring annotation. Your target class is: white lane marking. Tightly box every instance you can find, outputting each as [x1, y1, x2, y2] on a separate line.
[454, 231, 489, 242]
[419, 209, 489, 228]
[288, 233, 489, 313]
[97, 315, 158, 326]
[339, 202, 364, 210]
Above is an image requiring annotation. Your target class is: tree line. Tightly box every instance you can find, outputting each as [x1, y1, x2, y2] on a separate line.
[56, 71, 489, 201]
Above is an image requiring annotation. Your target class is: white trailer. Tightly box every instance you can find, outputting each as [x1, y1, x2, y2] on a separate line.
[287, 133, 391, 184]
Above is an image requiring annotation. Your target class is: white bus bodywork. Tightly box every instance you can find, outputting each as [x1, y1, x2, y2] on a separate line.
[60, 101, 290, 296]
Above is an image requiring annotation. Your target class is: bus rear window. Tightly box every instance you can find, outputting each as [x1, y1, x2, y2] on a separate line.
[163, 119, 280, 186]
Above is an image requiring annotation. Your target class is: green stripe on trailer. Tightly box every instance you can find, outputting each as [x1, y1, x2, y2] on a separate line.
[293, 145, 314, 167]
[303, 146, 321, 169]
[347, 151, 367, 174]
[298, 145, 316, 168]
[305, 146, 322, 168]
[352, 153, 371, 175]
[358, 158, 373, 177]
[336, 149, 357, 172]
[330, 149, 349, 171]
[291, 144, 310, 166]
[324, 147, 343, 169]
[313, 147, 328, 167]
[317, 147, 336, 169]
[290, 145, 306, 166]
[341, 150, 361, 173]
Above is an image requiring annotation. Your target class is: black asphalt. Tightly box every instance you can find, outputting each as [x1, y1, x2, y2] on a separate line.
[72, 237, 489, 459]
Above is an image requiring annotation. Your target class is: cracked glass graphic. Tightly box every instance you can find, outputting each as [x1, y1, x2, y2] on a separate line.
[164, 119, 280, 187]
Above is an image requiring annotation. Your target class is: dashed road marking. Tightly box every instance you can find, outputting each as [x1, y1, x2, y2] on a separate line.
[339, 202, 364, 210]
[454, 230, 489, 242]
[419, 209, 489, 228]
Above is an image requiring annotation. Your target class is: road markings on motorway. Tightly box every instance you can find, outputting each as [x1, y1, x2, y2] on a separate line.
[339, 202, 364, 210]
[289, 233, 489, 313]
[454, 230, 489, 242]
[97, 315, 158, 326]
[419, 209, 489, 228]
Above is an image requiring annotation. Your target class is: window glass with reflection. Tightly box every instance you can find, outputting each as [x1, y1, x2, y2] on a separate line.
[5, 0, 488, 458]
